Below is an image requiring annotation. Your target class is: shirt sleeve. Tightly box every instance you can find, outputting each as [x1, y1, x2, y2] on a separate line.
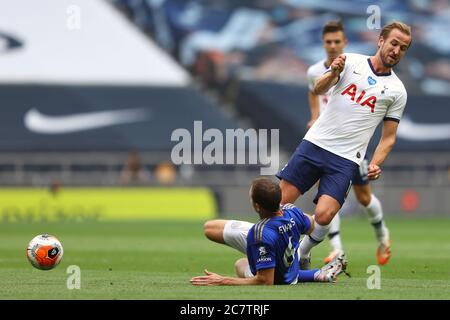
[248, 242, 276, 272]
[384, 90, 407, 122]
[293, 207, 312, 234]
[306, 67, 316, 92]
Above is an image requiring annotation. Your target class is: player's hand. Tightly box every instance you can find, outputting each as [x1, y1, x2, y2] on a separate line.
[367, 164, 382, 180]
[190, 269, 225, 286]
[330, 54, 346, 75]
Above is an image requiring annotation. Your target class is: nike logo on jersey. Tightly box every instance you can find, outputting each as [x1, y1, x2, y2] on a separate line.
[353, 71, 361, 75]
[397, 117, 450, 141]
[341, 84, 376, 112]
[24, 108, 150, 134]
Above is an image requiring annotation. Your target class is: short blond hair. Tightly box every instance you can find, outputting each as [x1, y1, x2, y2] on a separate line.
[380, 21, 412, 46]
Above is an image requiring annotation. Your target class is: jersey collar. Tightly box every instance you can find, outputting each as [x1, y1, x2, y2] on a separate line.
[367, 58, 392, 77]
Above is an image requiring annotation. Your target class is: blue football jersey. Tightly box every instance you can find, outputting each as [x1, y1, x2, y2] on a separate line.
[246, 204, 311, 284]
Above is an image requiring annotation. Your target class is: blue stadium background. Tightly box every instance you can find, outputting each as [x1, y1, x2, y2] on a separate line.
[0, 0, 449, 217]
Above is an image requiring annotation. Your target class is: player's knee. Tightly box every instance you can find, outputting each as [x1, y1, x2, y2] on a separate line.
[203, 220, 226, 244]
[279, 180, 302, 204]
[234, 258, 248, 278]
[356, 192, 371, 207]
[203, 220, 216, 239]
[313, 208, 335, 225]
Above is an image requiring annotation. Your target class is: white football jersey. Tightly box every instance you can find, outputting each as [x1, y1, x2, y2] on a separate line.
[304, 53, 407, 164]
[306, 59, 330, 114]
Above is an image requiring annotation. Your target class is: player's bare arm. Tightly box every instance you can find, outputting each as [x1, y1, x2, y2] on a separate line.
[190, 268, 275, 286]
[368, 120, 399, 180]
[307, 91, 320, 128]
[313, 54, 346, 95]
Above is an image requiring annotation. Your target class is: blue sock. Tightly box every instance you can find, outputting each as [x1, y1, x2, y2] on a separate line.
[297, 269, 320, 282]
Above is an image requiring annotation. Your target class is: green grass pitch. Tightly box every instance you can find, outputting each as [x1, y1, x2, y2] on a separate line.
[0, 217, 449, 299]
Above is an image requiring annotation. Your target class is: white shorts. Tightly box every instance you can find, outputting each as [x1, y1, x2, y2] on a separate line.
[223, 220, 254, 254]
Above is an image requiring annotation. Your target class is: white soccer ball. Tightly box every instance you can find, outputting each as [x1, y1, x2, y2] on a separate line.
[26, 234, 63, 270]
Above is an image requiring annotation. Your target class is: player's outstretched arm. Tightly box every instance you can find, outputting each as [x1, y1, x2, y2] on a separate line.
[190, 268, 275, 286]
[307, 91, 320, 128]
[368, 120, 399, 180]
[313, 54, 346, 95]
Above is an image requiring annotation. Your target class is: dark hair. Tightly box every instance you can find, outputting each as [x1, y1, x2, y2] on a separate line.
[322, 20, 345, 36]
[251, 178, 281, 213]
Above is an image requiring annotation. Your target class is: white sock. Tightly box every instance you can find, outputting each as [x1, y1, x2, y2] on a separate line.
[299, 220, 330, 259]
[364, 194, 388, 242]
[328, 214, 343, 251]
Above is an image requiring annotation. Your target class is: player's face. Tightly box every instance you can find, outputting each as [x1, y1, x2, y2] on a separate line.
[378, 29, 411, 68]
[323, 31, 347, 60]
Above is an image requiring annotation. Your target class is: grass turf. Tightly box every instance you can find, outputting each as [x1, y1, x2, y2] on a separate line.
[0, 217, 449, 300]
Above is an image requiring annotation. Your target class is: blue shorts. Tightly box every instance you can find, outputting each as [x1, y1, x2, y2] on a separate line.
[352, 158, 369, 186]
[276, 140, 358, 206]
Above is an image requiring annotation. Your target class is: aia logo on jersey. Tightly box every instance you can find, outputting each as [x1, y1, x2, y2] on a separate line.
[341, 84, 376, 113]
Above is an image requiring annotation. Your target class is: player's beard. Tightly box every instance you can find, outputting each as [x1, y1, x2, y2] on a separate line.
[380, 44, 399, 68]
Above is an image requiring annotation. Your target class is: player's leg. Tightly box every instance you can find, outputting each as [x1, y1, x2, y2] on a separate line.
[234, 257, 254, 278]
[299, 195, 342, 269]
[353, 158, 391, 265]
[204, 219, 254, 254]
[298, 149, 356, 269]
[323, 213, 343, 263]
[279, 179, 302, 204]
[353, 184, 391, 265]
[203, 219, 228, 244]
[323, 159, 369, 263]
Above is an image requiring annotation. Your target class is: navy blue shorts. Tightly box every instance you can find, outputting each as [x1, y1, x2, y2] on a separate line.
[276, 140, 358, 206]
[352, 158, 369, 186]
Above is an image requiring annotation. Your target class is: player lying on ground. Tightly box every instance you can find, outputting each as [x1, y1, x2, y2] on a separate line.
[191, 178, 347, 286]
[306, 20, 390, 265]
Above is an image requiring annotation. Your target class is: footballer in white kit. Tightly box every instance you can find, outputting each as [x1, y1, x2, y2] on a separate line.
[277, 22, 411, 269]
[305, 52, 407, 165]
[278, 51, 407, 211]
[307, 45, 393, 265]
[200, 21, 412, 272]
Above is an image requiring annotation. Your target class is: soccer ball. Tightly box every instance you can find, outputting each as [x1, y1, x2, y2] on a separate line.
[26, 234, 63, 270]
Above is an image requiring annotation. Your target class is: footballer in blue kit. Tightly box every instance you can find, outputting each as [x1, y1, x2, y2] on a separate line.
[191, 178, 347, 286]
[246, 203, 312, 285]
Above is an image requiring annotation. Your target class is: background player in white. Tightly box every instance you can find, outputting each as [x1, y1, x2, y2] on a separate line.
[307, 21, 391, 265]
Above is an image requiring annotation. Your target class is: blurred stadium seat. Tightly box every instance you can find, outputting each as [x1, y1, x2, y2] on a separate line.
[108, 0, 450, 216]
